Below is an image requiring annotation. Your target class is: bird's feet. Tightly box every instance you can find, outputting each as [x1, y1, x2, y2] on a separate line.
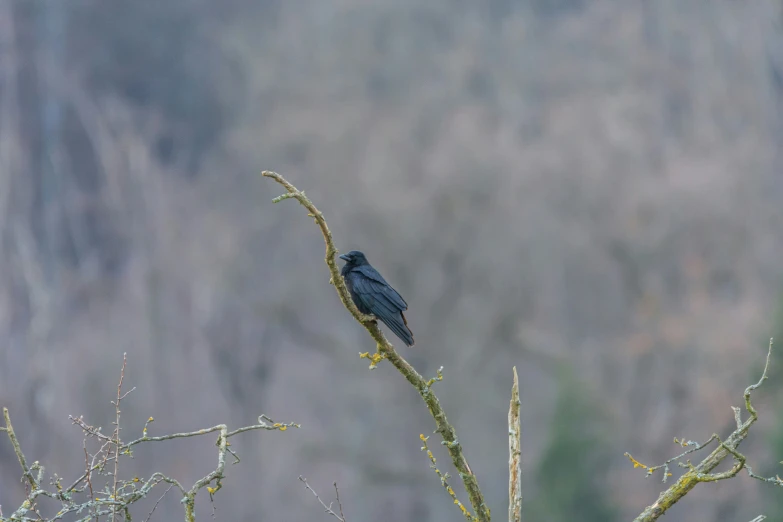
[358, 313, 376, 323]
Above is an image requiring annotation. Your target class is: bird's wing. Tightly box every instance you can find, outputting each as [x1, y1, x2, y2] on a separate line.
[350, 275, 402, 317]
[355, 265, 408, 310]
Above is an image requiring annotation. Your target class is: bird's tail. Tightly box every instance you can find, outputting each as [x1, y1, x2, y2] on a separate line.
[382, 312, 415, 347]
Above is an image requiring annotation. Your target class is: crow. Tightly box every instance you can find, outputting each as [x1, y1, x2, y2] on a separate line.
[339, 250, 414, 346]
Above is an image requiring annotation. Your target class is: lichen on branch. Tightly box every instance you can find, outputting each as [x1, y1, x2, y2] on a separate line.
[631, 339, 779, 522]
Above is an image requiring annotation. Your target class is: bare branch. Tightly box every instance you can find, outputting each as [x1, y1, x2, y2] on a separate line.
[508, 367, 522, 522]
[631, 339, 776, 522]
[262, 170, 491, 522]
[2, 356, 299, 522]
[299, 476, 347, 522]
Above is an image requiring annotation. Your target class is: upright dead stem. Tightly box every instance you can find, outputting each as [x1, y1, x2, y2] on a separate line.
[508, 367, 522, 522]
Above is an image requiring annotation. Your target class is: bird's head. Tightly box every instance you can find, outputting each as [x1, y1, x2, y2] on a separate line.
[339, 250, 368, 266]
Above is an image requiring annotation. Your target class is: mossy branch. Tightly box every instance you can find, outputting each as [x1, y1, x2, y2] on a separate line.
[631, 339, 777, 522]
[262, 170, 491, 522]
[2, 407, 38, 492]
[420, 434, 475, 520]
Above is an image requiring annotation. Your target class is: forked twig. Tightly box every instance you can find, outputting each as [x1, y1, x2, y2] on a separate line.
[299, 476, 347, 522]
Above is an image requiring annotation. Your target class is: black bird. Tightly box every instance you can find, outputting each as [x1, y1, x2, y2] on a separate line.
[339, 250, 414, 346]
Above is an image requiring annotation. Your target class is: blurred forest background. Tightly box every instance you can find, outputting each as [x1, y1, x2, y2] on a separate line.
[2, 1, 783, 521]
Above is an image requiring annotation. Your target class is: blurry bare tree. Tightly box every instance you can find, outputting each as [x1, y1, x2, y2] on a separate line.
[1, 355, 299, 522]
[2, 0, 783, 521]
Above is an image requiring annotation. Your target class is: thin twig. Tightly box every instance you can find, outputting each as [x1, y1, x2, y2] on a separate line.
[420, 434, 475, 521]
[143, 484, 174, 522]
[299, 476, 346, 522]
[508, 366, 522, 522]
[333, 482, 345, 521]
[625, 434, 719, 483]
[262, 170, 491, 522]
[111, 353, 128, 522]
[83, 439, 96, 521]
[744, 338, 773, 418]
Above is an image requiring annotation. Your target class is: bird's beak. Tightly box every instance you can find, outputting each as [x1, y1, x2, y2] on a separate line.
[338, 254, 349, 261]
